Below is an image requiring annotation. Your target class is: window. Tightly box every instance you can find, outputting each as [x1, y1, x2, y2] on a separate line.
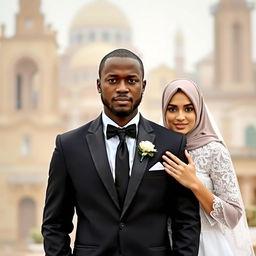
[31, 73, 39, 109]
[16, 74, 22, 109]
[15, 58, 39, 111]
[89, 31, 95, 41]
[102, 32, 109, 41]
[25, 18, 33, 29]
[76, 33, 83, 43]
[232, 23, 242, 82]
[245, 125, 256, 147]
[116, 32, 121, 41]
[21, 135, 31, 157]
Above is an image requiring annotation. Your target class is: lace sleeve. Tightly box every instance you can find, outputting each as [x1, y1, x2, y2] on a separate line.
[208, 142, 243, 228]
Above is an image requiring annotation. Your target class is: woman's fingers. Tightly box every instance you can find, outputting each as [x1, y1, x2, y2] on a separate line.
[162, 151, 197, 189]
[165, 151, 184, 166]
[162, 155, 179, 170]
[185, 150, 194, 165]
[163, 162, 180, 178]
[162, 151, 186, 172]
[162, 150, 194, 169]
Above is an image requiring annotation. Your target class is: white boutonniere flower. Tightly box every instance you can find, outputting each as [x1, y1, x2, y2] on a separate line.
[138, 141, 157, 162]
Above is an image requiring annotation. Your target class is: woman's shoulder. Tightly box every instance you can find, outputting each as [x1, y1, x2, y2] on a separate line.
[190, 141, 233, 173]
[190, 141, 227, 155]
[205, 141, 226, 150]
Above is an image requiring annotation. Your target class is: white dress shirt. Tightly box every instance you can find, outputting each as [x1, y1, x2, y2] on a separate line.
[102, 112, 140, 180]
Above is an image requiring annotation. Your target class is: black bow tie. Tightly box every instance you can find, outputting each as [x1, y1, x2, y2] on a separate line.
[106, 124, 136, 140]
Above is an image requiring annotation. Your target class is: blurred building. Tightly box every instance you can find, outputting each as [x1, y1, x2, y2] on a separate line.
[0, 0, 61, 247]
[207, 0, 256, 209]
[0, 0, 255, 250]
[143, 0, 256, 210]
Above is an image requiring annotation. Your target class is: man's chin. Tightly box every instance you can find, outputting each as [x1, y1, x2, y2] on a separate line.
[114, 109, 133, 117]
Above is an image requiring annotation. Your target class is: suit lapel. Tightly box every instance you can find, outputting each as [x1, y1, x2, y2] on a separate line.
[86, 115, 120, 210]
[121, 116, 155, 219]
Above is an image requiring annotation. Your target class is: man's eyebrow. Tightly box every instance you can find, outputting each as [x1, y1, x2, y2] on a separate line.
[106, 74, 118, 77]
[127, 74, 139, 78]
[106, 74, 139, 78]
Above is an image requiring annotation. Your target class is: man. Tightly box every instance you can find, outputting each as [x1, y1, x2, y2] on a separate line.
[42, 49, 200, 256]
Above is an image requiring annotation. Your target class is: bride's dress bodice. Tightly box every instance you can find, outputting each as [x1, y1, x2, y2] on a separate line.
[189, 141, 247, 256]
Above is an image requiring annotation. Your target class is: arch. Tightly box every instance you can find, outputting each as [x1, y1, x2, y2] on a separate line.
[14, 57, 40, 111]
[18, 197, 36, 241]
[245, 125, 256, 147]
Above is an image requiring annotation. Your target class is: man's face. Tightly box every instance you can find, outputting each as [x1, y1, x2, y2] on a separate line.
[97, 57, 146, 121]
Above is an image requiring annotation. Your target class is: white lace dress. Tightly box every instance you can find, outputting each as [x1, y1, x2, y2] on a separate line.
[189, 141, 253, 256]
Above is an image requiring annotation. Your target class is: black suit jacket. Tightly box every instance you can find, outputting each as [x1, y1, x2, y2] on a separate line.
[42, 115, 200, 256]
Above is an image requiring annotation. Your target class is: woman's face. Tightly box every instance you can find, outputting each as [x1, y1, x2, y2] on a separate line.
[165, 91, 196, 135]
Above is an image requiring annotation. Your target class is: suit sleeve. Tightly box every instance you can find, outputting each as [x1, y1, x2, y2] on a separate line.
[41, 135, 74, 256]
[168, 135, 201, 256]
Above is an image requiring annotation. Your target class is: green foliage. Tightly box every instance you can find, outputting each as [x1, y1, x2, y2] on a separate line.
[30, 227, 43, 244]
[246, 207, 256, 227]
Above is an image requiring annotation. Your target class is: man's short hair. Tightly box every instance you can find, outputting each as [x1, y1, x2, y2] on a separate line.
[98, 48, 144, 79]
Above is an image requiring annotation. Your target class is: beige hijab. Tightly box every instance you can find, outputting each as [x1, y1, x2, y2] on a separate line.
[162, 79, 223, 150]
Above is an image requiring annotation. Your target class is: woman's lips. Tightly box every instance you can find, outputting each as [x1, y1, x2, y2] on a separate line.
[174, 124, 187, 129]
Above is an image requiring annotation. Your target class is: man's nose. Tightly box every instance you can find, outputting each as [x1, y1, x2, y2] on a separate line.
[116, 80, 129, 92]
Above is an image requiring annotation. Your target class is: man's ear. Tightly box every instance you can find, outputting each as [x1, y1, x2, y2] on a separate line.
[142, 80, 146, 92]
[97, 79, 101, 93]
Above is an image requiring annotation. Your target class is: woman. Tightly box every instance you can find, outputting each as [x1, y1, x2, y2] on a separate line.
[161, 79, 254, 256]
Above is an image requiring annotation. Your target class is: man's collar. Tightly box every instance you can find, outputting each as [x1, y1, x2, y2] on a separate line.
[102, 112, 140, 135]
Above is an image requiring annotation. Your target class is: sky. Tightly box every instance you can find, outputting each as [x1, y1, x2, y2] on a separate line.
[0, 0, 255, 72]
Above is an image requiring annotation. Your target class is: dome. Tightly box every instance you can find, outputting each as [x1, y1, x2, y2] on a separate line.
[70, 0, 131, 30]
[68, 42, 139, 86]
[70, 42, 116, 69]
[68, 0, 132, 47]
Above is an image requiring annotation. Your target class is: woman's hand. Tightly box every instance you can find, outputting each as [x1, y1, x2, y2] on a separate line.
[162, 150, 199, 190]
[162, 150, 215, 213]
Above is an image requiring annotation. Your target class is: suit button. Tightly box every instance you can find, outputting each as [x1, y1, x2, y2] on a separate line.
[119, 222, 125, 230]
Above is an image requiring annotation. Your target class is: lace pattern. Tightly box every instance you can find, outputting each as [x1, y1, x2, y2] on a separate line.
[189, 141, 242, 228]
[210, 196, 226, 226]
